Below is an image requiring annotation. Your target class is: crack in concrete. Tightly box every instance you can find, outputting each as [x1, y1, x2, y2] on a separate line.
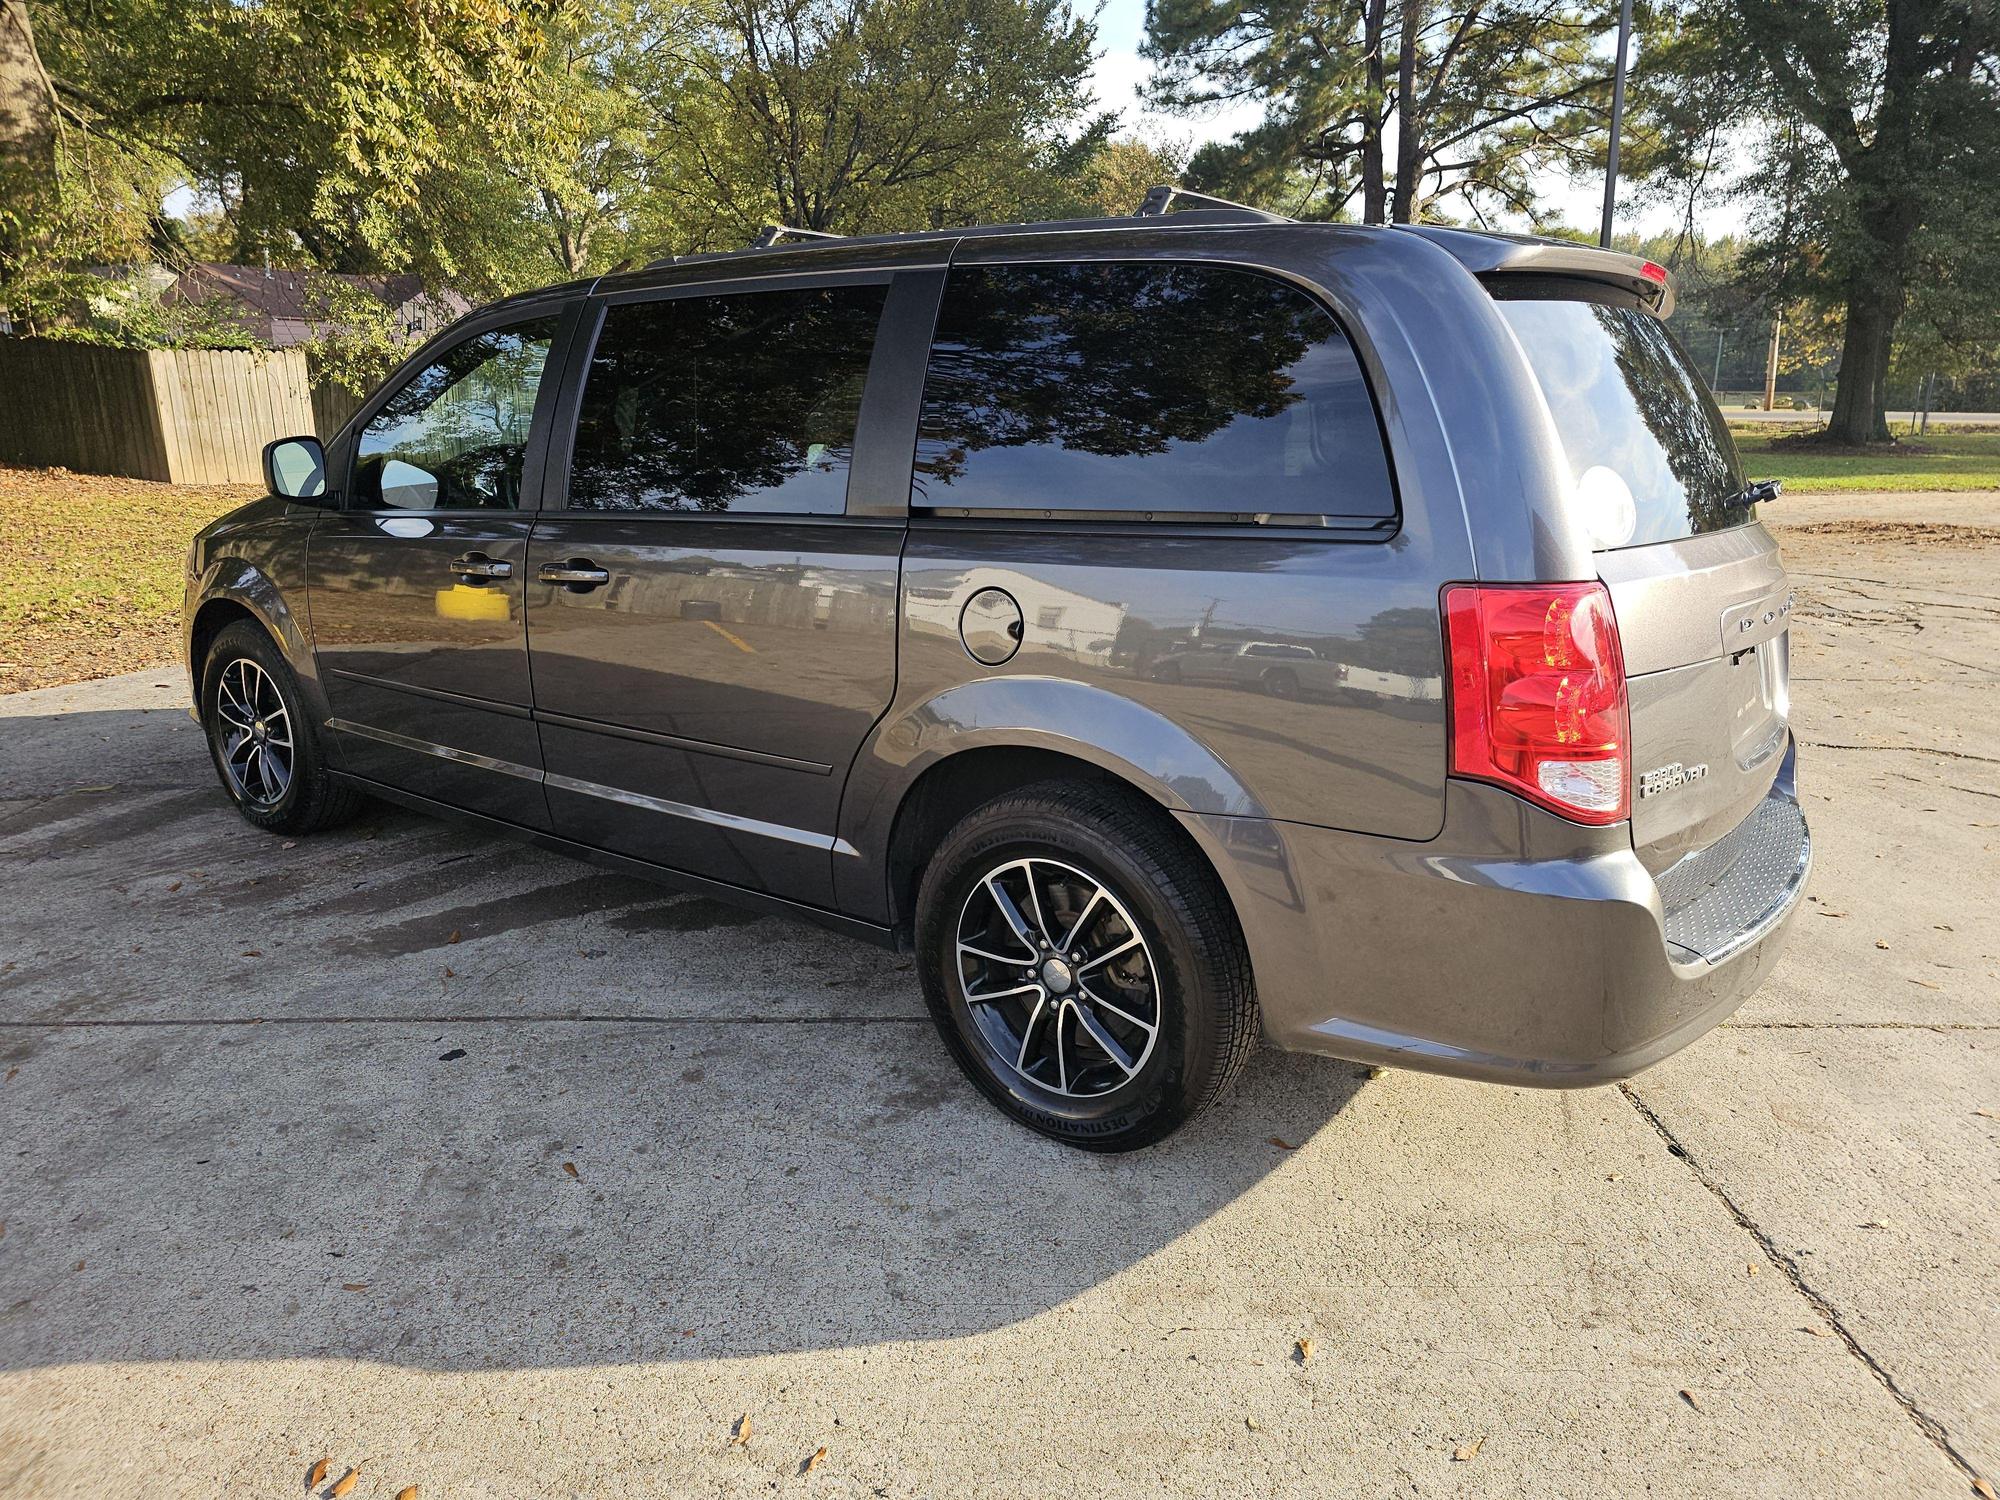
[1619, 1083, 1986, 1487]
[1804, 741, 2000, 765]
[1721, 1021, 2000, 1031]
[0, 1012, 930, 1029]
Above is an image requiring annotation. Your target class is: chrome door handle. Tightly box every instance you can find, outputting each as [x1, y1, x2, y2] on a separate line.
[449, 553, 513, 581]
[538, 560, 611, 591]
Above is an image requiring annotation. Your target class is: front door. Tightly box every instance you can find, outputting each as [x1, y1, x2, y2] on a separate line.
[525, 273, 928, 906]
[308, 308, 568, 825]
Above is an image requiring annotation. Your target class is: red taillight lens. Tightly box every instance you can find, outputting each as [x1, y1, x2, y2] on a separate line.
[1443, 582, 1631, 824]
[1639, 260, 1668, 285]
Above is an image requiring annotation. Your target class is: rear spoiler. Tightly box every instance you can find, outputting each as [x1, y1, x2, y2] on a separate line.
[1393, 224, 1674, 317]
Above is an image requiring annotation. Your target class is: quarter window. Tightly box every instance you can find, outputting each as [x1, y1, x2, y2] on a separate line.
[354, 317, 559, 511]
[566, 284, 889, 514]
[914, 263, 1394, 523]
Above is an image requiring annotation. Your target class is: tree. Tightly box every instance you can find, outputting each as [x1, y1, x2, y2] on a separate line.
[1, 0, 570, 323]
[1637, 2, 2000, 442]
[1144, 0, 1614, 225]
[631, 0, 1101, 243]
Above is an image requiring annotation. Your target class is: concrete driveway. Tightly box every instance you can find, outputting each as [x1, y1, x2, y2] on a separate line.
[1, 495, 1994, 1499]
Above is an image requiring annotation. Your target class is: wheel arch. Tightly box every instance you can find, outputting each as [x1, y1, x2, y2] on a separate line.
[841, 679, 1269, 946]
[187, 561, 326, 719]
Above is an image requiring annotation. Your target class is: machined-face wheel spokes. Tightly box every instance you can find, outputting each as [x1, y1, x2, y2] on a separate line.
[213, 657, 293, 808]
[955, 857, 1161, 1100]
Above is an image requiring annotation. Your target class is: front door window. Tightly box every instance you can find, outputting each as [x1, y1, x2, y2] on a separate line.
[354, 317, 560, 511]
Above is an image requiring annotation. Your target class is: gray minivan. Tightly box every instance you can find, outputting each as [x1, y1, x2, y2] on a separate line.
[185, 188, 1810, 1150]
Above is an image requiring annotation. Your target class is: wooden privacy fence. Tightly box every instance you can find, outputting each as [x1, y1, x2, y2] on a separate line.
[0, 339, 354, 485]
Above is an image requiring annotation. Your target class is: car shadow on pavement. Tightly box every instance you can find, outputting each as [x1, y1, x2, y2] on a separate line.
[0, 702, 1369, 1372]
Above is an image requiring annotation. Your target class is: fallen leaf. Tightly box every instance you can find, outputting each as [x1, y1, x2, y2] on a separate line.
[801, 1446, 827, 1475]
[1801, 1325, 1829, 1337]
[562, 1161, 579, 1179]
[73, 1260, 84, 1272]
[1679, 1389, 1702, 1412]
[438, 1049, 467, 1062]
[394, 1487, 420, 1500]
[1861, 1218, 1894, 1230]
[330, 1468, 361, 1498]
[1606, 1172, 1624, 1182]
[1975, 1108, 1997, 1120]
[1266, 1136, 1300, 1151]
[281, 841, 297, 850]
[442, 967, 455, 979]
[1910, 978, 1942, 990]
[241, 949, 263, 957]
[1814, 909, 1849, 918]
[1972, 1478, 1995, 1499]
[446, 929, 462, 944]
[1452, 1436, 1485, 1462]
[1935, 923, 1954, 932]
[166, 881, 182, 893]
[730, 1413, 752, 1446]
[306, 1457, 329, 1489]
[4, 1067, 16, 1083]
[1295, 1337, 1314, 1364]
[1244, 1416, 1261, 1431]
[1875, 939, 1890, 950]
[341, 1283, 368, 1292]
[1746, 1264, 1759, 1277]
[1366, 1065, 1386, 1079]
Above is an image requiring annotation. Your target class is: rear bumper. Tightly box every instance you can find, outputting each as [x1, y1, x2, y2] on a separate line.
[1181, 738, 1810, 1087]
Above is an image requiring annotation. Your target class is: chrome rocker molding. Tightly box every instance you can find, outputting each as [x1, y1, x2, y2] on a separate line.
[326, 718, 855, 856]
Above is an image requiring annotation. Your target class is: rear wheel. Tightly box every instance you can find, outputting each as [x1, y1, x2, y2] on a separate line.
[200, 621, 364, 835]
[915, 781, 1258, 1151]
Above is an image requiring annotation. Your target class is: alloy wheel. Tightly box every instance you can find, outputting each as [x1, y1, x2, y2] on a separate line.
[954, 857, 1161, 1099]
[211, 657, 294, 809]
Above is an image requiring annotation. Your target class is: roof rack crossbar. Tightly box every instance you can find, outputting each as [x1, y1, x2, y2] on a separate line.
[1133, 184, 1289, 222]
[750, 224, 847, 249]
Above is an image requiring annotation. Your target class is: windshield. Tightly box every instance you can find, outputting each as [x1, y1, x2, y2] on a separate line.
[1495, 286, 1750, 550]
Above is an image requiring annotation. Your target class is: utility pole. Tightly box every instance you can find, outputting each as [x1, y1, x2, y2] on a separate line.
[1763, 315, 1781, 412]
[1712, 329, 1724, 392]
[1598, 0, 1635, 249]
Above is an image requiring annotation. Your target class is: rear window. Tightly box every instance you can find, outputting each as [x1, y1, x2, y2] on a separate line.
[1494, 284, 1749, 550]
[914, 262, 1395, 525]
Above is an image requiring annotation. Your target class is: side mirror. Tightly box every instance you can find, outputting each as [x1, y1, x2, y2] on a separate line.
[263, 436, 329, 502]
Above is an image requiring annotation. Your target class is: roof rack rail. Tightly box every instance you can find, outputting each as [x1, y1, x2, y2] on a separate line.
[1133, 184, 1290, 222]
[750, 224, 847, 250]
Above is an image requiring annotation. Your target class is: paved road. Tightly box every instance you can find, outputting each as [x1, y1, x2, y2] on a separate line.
[1727, 407, 1998, 426]
[1, 495, 1995, 1499]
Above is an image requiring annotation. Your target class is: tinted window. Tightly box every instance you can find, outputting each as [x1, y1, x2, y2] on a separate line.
[914, 263, 1393, 523]
[1495, 288, 1749, 549]
[567, 284, 888, 514]
[355, 317, 558, 511]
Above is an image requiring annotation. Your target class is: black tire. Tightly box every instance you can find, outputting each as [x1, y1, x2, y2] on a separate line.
[1263, 667, 1300, 700]
[199, 620, 365, 835]
[914, 780, 1258, 1151]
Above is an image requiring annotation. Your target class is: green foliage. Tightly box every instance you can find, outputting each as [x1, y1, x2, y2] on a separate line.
[47, 276, 258, 348]
[1634, 2, 2000, 441]
[1145, 0, 1614, 225]
[296, 275, 428, 395]
[4, 0, 570, 320]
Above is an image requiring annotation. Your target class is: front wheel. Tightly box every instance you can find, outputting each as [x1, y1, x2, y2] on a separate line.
[915, 781, 1258, 1151]
[200, 620, 364, 835]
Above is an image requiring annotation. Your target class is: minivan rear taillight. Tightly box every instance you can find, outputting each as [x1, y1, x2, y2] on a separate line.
[1442, 582, 1630, 824]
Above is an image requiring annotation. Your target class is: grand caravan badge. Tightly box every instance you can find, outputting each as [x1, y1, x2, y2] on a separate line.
[1638, 761, 1710, 799]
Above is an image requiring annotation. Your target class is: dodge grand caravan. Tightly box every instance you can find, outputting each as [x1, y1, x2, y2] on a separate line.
[185, 187, 1811, 1151]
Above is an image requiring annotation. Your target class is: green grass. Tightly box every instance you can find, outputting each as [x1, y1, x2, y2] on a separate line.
[0, 466, 251, 692]
[1729, 428, 2000, 493]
